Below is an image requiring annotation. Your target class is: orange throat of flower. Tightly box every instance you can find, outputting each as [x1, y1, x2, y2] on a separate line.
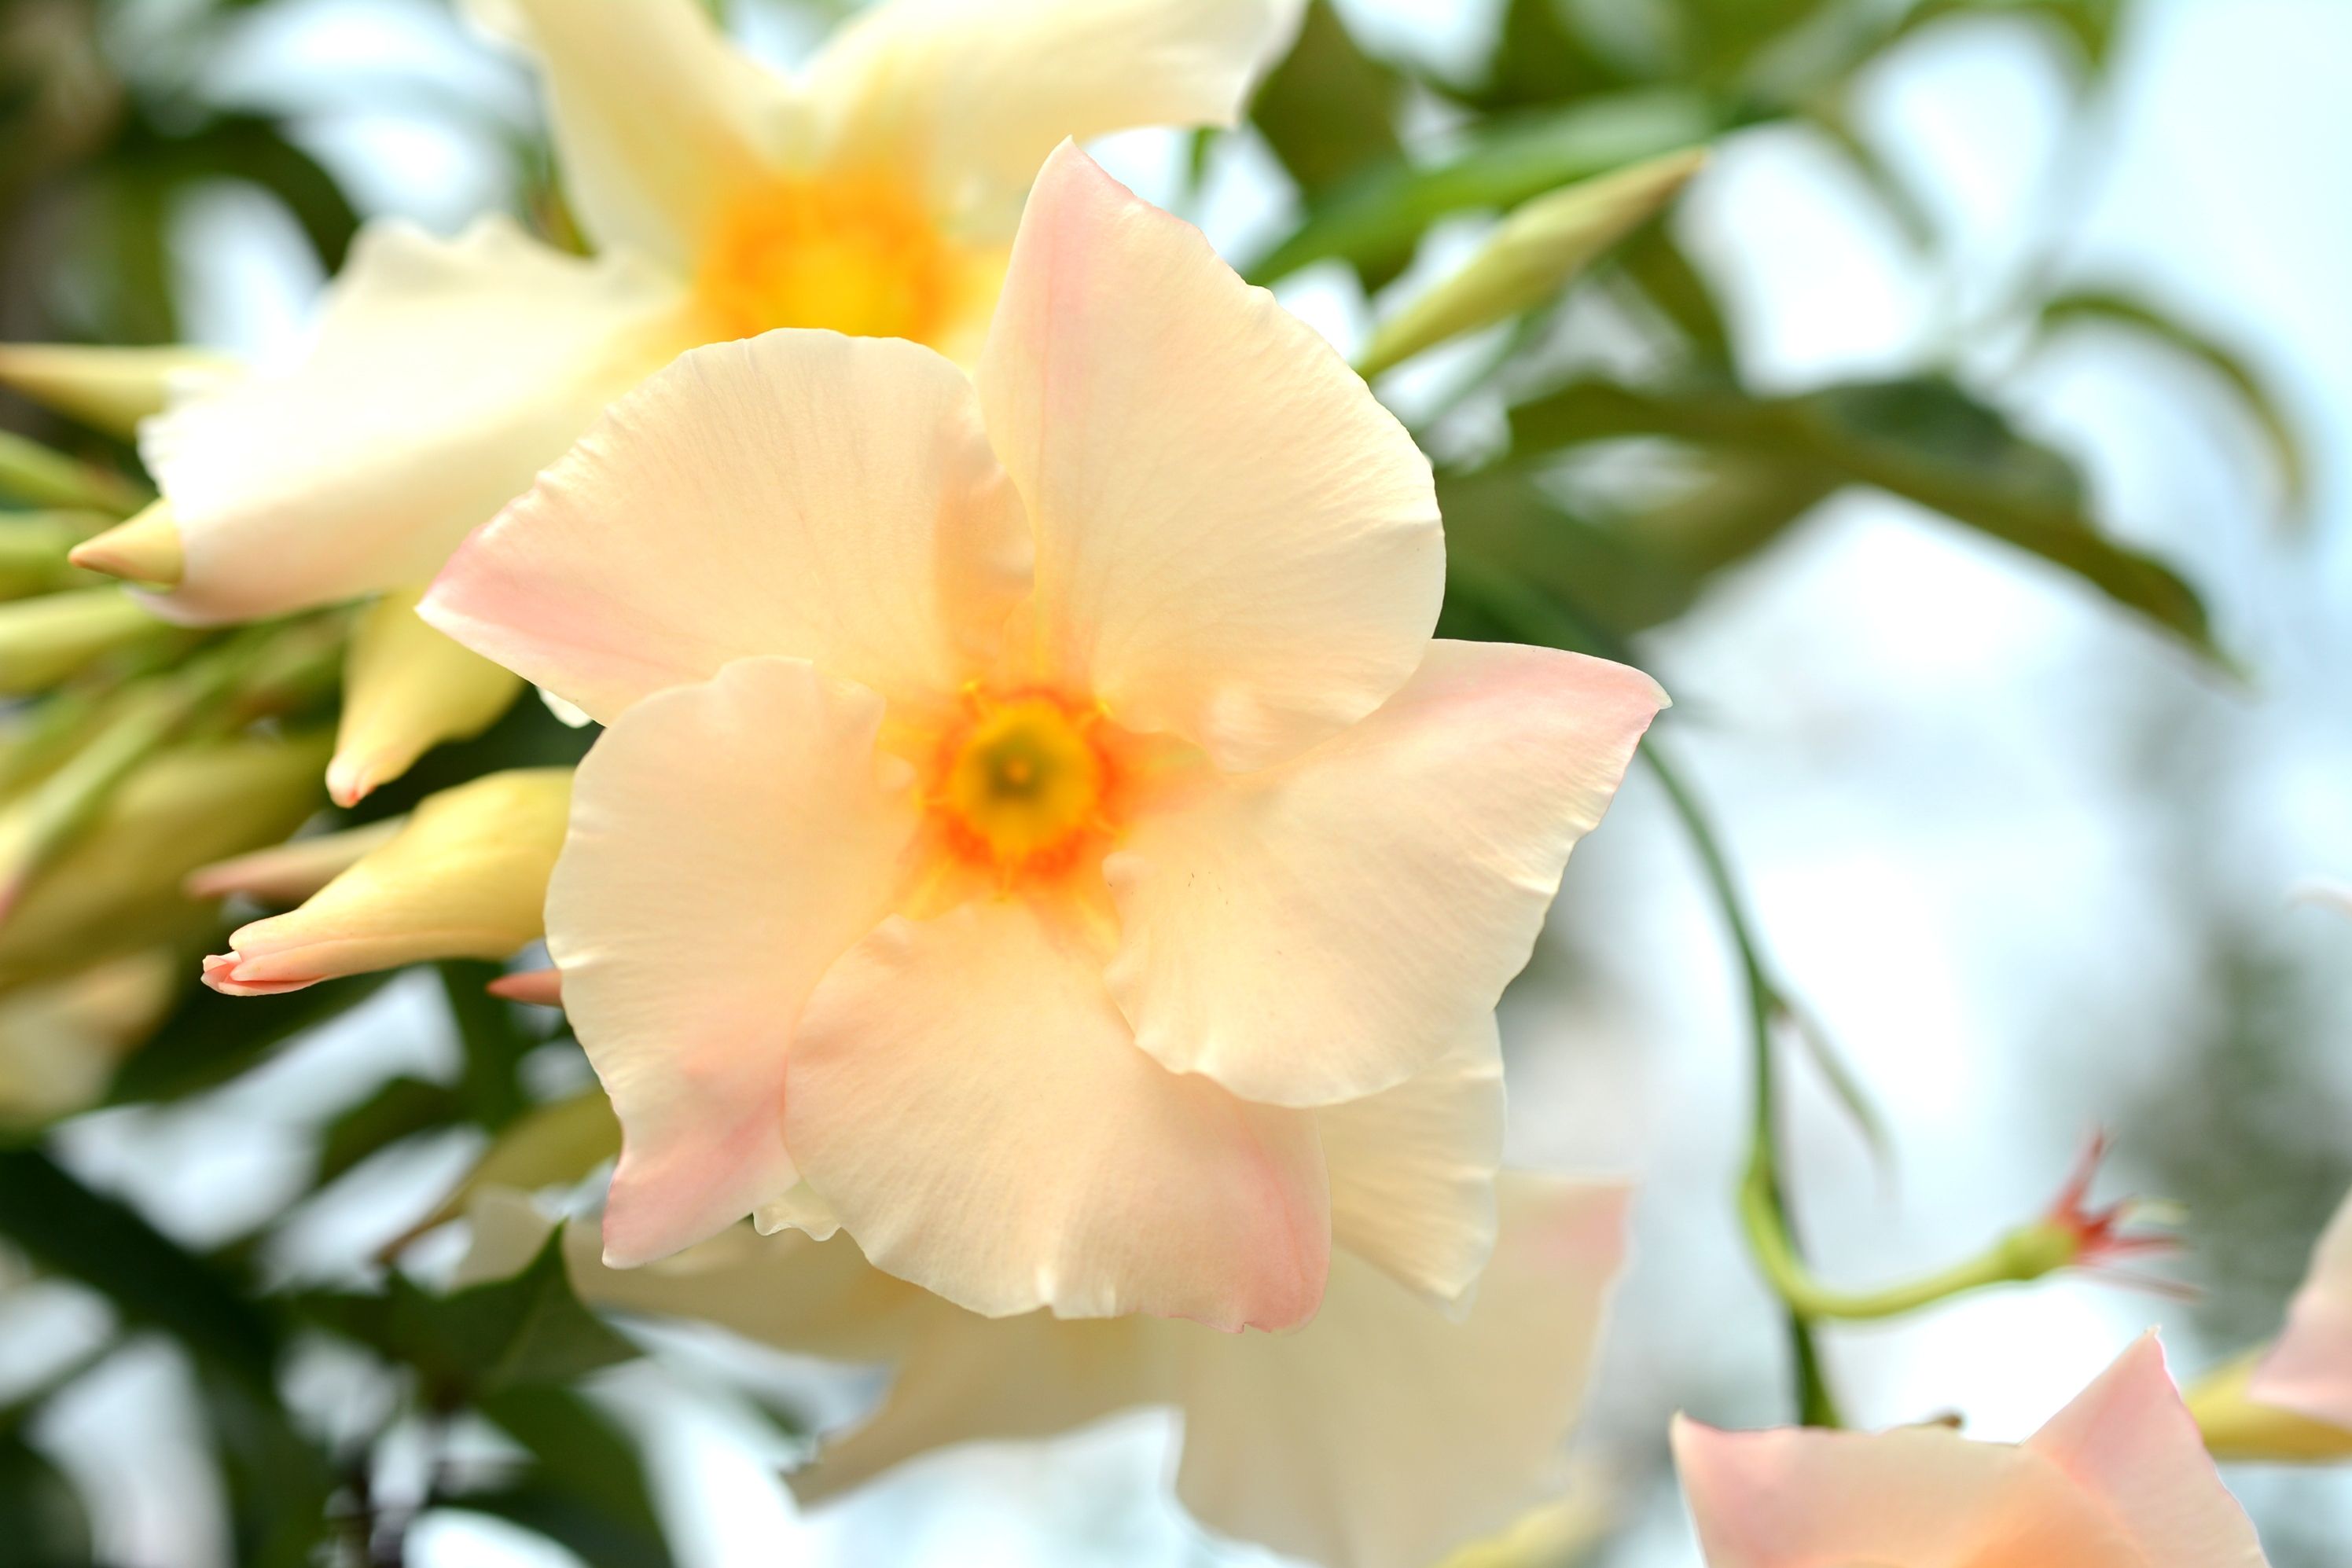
[925, 689, 1123, 890]
[693, 169, 991, 349]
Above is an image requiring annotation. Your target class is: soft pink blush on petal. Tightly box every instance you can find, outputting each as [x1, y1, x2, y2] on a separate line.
[2253, 1188, 2352, 1430]
[2026, 1333, 2267, 1568]
[977, 141, 1442, 772]
[1104, 639, 1665, 1108]
[548, 656, 919, 1268]
[423, 329, 1029, 724]
[782, 898, 1329, 1330]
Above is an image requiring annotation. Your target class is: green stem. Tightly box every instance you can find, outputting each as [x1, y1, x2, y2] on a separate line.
[1641, 738, 1843, 1427]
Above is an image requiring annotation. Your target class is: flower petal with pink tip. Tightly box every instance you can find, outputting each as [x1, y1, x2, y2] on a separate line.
[1104, 640, 1664, 1108]
[549, 657, 921, 1268]
[781, 898, 1329, 1329]
[2252, 1187, 2352, 1430]
[424, 330, 1031, 724]
[978, 142, 1444, 772]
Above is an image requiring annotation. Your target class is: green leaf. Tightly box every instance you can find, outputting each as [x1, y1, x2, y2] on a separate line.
[2038, 288, 2309, 510]
[0, 431, 142, 514]
[478, 1386, 671, 1554]
[300, 1232, 635, 1406]
[447, 1482, 674, 1568]
[1615, 222, 1736, 366]
[1438, 468, 1698, 641]
[1508, 376, 2225, 663]
[315, 1075, 465, 1188]
[0, 1434, 92, 1567]
[1479, 0, 1635, 110]
[0, 1148, 278, 1386]
[1244, 89, 1715, 286]
[193, 1366, 336, 1568]
[1250, 0, 1404, 198]
[441, 961, 535, 1128]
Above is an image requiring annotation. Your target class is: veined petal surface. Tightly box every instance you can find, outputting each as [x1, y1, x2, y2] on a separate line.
[425, 331, 1030, 723]
[807, 0, 1299, 236]
[549, 657, 920, 1268]
[979, 143, 1443, 773]
[142, 217, 685, 623]
[782, 898, 1329, 1330]
[1105, 640, 1664, 1107]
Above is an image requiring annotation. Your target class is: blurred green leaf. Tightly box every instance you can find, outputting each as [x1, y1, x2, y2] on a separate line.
[448, 1482, 674, 1568]
[1509, 375, 2224, 661]
[1245, 89, 1715, 285]
[0, 431, 142, 513]
[476, 1386, 672, 1562]
[1439, 468, 1700, 641]
[0, 1148, 277, 1386]
[1615, 220, 1737, 366]
[108, 972, 392, 1105]
[195, 1366, 336, 1568]
[0, 1434, 92, 1568]
[441, 960, 534, 1129]
[2038, 287, 2309, 509]
[317, 1075, 465, 1188]
[301, 1232, 635, 1407]
[1251, 0, 1404, 198]
[1897, 0, 2126, 71]
[1480, 0, 1636, 108]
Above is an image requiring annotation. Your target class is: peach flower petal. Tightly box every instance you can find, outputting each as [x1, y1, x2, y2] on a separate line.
[424, 330, 1029, 724]
[549, 657, 921, 1268]
[140, 217, 685, 624]
[2252, 1187, 2352, 1429]
[782, 898, 1329, 1329]
[1104, 639, 1664, 1107]
[1317, 1016, 1505, 1310]
[807, 0, 1299, 236]
[978, 143, 1444, 772]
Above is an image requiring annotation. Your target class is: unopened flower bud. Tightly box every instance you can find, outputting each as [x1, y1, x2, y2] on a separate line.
[0, 343, 239, 439]
[329, 586, 524, 806]
[204, 768, 571, 997]
[1357, 147, 1709, 379]
[68, 498, 183, 589]
[0, 948, 178, 1127]
[186, 817, 406, 904]
[0, 731, 330, 986]
[0, 587, 176, 695]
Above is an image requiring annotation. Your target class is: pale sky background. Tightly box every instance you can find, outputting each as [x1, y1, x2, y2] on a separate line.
[15, 0, 2352, 1563]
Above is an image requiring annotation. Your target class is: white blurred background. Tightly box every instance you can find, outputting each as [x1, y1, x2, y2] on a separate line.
[16, 0, 2352, 1562]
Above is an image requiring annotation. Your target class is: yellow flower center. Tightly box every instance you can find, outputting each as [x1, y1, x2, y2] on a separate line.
[932, 692, 1112, 878]
[694, 170, 980, 347]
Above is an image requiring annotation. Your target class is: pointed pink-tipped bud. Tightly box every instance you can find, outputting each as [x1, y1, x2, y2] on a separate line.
[487, 968, 563, 1007]
[68, 499, 183, 588]
[185, 817, 406, 904]
[203, 769, 571, 997]
[329, 586, 524, 807]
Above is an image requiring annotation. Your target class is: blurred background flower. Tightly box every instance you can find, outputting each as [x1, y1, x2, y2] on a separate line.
[0, 0, 2346, 1565]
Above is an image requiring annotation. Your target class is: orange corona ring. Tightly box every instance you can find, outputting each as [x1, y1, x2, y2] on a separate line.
[929, 689, 1117, 880]
[696, 171, 978, 347]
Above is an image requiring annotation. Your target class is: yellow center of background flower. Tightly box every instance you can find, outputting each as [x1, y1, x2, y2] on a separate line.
[935, 692, 1110, 876]
[696, 171, 973, 347]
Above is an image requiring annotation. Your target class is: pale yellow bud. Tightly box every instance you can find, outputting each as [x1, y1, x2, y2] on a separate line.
[0, 731, 331, 986]
[0, 586, 175, 695]
[1357, 147, 1710, 380]
[329, 586, 525, 807]
[68, 498, 183, 588]
[204, 768, 571, 996]
[185, 817, 407, 904]
[0, 948, 177, 1127]
[2188, 1350, 2352, 1463]
[0, 343, 239, 439]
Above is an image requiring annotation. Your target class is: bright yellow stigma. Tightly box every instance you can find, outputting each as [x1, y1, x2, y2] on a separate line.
[935, 694, 1109, 875]
[696, 171, 974, 347]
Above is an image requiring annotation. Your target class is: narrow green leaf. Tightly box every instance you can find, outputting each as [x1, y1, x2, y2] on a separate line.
[0, 431, 142, 514]
[1244, 89, 1715, 286]
[2038, 288, 2309, 510]
[1250, 0, 1404, 198]
[0, 1148, 277, 1386]
[315, 1076, 465, 1188]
